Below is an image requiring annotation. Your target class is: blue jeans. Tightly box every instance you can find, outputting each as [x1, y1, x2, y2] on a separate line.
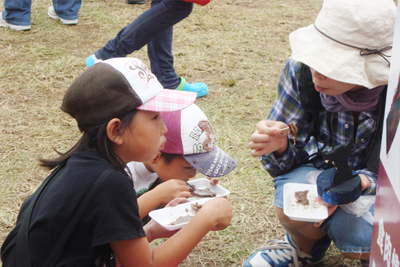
[94, 0, 193, 89]
[273, 164, 374, 254]
[2, 0, 82, 26]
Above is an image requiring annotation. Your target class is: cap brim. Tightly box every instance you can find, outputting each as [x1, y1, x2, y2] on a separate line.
[183, 146, 237, 177]
[137, 89, 197, 112]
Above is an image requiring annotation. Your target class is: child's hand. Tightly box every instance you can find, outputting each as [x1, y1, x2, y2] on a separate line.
[154, 179, 191, 205]
[144, 198, 181, 241]
[205, 176, 219, 186]
[196, 198, 232, 231]
[249, 120, 290, 158]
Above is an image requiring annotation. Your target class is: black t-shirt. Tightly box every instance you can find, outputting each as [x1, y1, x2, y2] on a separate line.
[1, 151, 145, 266]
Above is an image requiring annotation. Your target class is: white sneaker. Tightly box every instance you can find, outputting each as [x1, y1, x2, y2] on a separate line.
[243, 233, 325, 267]
[47, 6, 78, 25]
[0, 12, 31, 31]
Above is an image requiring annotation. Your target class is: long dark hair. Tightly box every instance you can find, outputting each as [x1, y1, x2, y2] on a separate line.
[39, 110, 137, 174]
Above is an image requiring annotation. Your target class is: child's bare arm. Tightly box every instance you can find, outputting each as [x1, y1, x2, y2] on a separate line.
[137, 180, 190, 219]
[111, 197, 232, 267]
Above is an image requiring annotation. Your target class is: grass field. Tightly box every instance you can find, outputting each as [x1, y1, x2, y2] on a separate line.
[1, 0, 366, 266]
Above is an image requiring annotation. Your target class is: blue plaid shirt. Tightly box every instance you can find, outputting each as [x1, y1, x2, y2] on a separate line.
[260, 58, 382, 195]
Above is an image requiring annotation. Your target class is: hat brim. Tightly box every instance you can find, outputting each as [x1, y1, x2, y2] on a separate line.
[137, 89, 197, 112]
[289, 24, 390, 89]
[183, 146, 237, 177]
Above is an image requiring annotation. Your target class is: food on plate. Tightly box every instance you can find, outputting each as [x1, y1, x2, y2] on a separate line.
[284, 183, 327, 222]
[191, 202, 203, 211]
[169, 202, 203, 225]
[187, 183, 217, 198]
[289, 190, 322, 217]
[169, 215, 194, 225]
[295, 190, 310, 206]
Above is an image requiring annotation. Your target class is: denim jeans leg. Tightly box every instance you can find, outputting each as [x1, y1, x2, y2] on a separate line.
[95, 0, 193, 87]
[147, 0, 193, 88]
[148, 27, 180, 89]
[3, 0, 31, 26]
[321, 204, 374, 253]
[52, 0, 82, 20]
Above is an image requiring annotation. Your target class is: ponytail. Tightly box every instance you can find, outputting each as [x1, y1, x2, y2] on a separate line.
[39, 110, 137, 174]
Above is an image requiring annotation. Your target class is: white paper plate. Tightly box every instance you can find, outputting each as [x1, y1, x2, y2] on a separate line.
[149, 198, 213, 231]
[186, 178, 230, 202]
[283, 183, 328, 222]
[149, 179, 230, 230]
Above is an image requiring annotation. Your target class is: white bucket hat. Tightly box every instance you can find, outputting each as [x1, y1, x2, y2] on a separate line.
[289, 0, 397, 89]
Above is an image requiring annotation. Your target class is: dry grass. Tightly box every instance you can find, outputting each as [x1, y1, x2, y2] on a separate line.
[1, 0, 363, 266]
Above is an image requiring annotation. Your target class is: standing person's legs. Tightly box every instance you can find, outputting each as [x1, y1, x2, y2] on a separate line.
[50, 0, 82, 21]
[89, 0, 208, 96]
[147, 0, 191, 89]
[147, 25, 179, 88]
[93, 0, 192, 61]
[147, 0, 208, 93]
[0, 0, 32, 30]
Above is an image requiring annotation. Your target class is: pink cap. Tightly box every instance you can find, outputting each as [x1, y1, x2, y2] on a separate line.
[161, 104, 237, 177]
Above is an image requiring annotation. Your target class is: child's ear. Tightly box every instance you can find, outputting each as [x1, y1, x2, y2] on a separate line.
[149, 152, 162, 164]
[106, 118, 124, 145]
